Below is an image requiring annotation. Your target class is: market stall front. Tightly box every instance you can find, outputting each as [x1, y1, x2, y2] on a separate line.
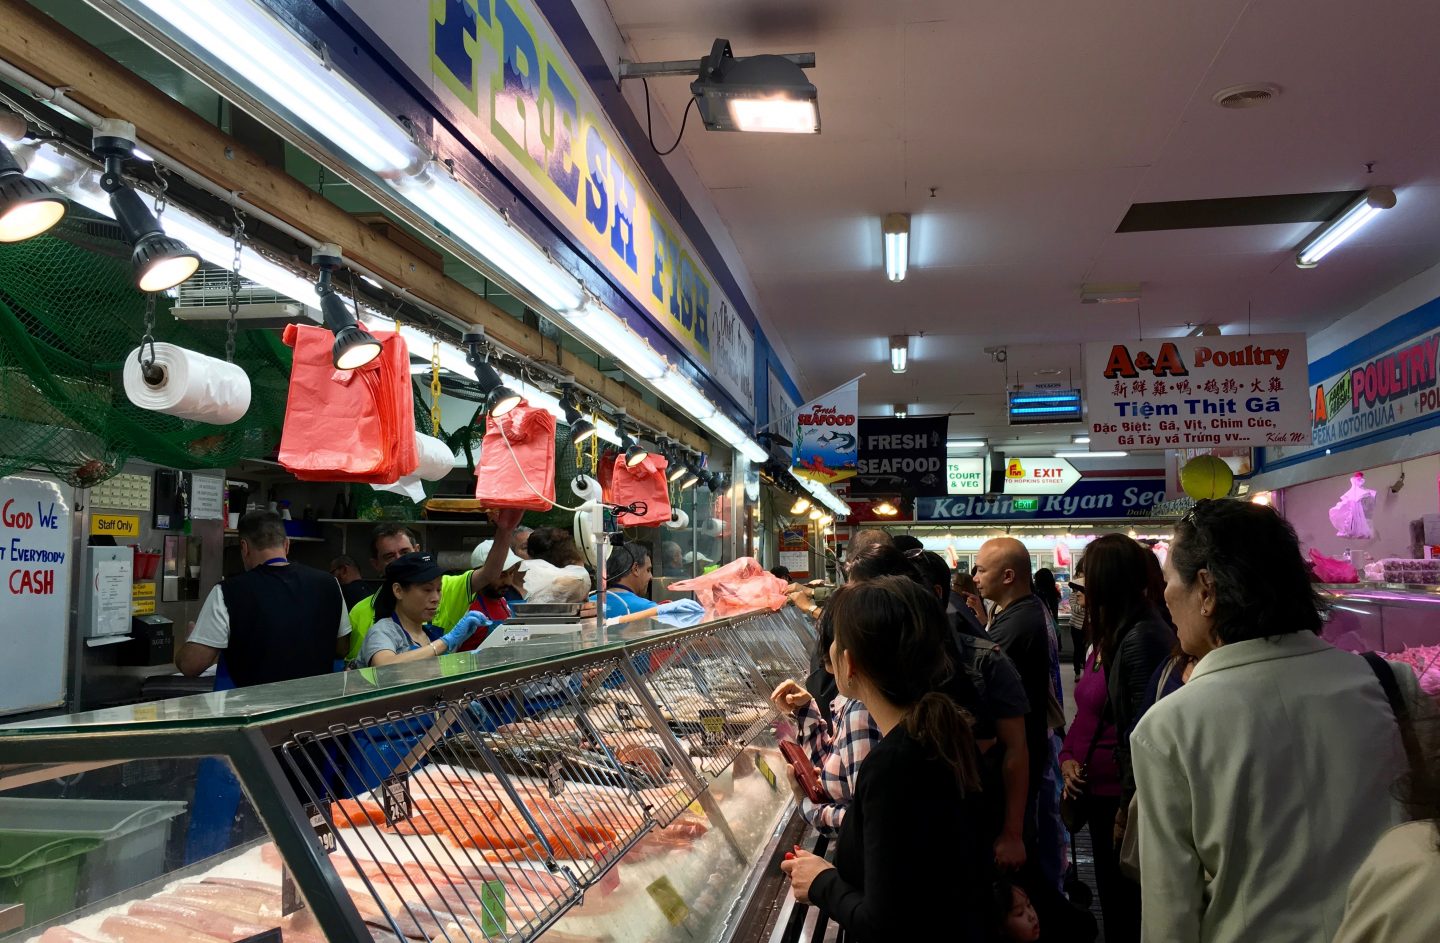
[0, 606, 815, 943]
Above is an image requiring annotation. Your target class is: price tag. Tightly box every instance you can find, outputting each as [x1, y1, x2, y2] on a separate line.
[699, 708, 726, 747]
[307, 802, 336, 853]
[755, 753, 778, 790]
[614, 701, 635, 727]
[646, 875, 691, 927]
[480, 880, 507, 936]
[547, 760, 566, 797]
[381, 776, 411, 824]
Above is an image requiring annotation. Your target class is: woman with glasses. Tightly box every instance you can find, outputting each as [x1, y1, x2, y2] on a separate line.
[1131, 499, 1428, 943]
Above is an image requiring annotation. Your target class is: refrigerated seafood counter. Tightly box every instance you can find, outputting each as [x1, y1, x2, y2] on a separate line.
[0, 607, 819, 943]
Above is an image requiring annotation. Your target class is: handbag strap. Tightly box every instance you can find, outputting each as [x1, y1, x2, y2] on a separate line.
[1362, 652, 1424, 774]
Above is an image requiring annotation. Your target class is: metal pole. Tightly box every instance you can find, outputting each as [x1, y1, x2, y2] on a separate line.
[618, 52, 816, 79]
[757, 373, 866, 432]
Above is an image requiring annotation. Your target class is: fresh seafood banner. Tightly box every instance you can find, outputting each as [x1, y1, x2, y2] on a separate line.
[851, 416, 949, 497]
[791, 381, 859, 484]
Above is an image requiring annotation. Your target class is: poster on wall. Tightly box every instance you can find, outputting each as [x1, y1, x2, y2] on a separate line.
[1267, 323, 1440, 465]
[791, 380, 859, 485]
[0, 475, 73, 716]
[852, 416, 948, 496]
[343, 0, 758, 414]
[777, 527, 810, 580]
[1084, 334, 1310, 450]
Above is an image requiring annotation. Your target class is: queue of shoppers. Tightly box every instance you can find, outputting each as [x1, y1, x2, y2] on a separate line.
[778, 500, 1439, 943]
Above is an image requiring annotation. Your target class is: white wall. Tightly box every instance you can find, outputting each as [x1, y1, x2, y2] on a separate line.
[1281, 454, 1440, 561]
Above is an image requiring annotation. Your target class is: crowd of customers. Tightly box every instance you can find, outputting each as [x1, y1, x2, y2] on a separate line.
[777, 501, 1440, 943]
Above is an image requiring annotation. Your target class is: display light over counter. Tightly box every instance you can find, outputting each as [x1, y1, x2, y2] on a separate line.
[559, 384, 597, 444]
[463, 332, 522, 417]
[312, 245, 382, 371]
[615, 412, 649, 467]
[0, 140, 68, 242]
[94, 120, 199, 292]
[690, 39, 819, 134]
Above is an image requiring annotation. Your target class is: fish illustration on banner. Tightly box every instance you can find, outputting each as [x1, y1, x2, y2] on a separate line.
[792, 380, 860, 484]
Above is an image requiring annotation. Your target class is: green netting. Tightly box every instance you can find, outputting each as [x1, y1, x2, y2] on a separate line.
[0, 233, 291, 487]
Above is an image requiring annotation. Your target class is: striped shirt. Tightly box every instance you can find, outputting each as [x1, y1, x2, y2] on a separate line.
[792, 695, 882, 834]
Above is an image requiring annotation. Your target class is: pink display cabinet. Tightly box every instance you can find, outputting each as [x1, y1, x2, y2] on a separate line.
[1320, 585, 1440, 653]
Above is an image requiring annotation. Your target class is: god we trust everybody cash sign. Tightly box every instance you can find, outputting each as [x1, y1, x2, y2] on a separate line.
[1083, 334, 1311, 450]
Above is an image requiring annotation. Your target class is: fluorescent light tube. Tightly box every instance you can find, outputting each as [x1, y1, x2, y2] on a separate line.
[882, 213, 909, 282]
[129, 0, 423, 176]
[948, 439, 986, 450]
[1054, 451, 1128, 459]
[394, 165, 584, 312]
[565, 303, 668, 379]
[654, 371, 718, 420]
[1296, 187, 1397, 267]
[889, 334, 909, 374]
[1072, 435, 1091, 444]
[737, 437, 768, 463]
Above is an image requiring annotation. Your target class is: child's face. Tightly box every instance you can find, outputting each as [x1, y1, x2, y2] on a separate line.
[1005, 886, 1040, 942]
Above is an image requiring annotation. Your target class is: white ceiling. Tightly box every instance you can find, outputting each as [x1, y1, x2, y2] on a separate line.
[605, 0, 1440, 449]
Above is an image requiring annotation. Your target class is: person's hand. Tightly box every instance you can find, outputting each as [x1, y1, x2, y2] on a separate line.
[578, 600, 598, 619]
[994, 831, 1026, 871]
[786, 586, 817, 615]
[769, 679, 812, 716]
[440, 611, 489, 652]
[780, 847, 833, 905]
[493, 508, 525, 532]
[1114, 804, 1129, 847]
[783, 764, 811, 805]
[1061, 759, 1087, 799]
[965, 592, 986, 623]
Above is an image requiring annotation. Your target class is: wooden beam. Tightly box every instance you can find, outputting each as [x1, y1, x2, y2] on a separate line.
[0, 0, 707, 450]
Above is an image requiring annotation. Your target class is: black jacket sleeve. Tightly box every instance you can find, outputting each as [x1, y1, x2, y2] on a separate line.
[1109, 615, 1175, 796]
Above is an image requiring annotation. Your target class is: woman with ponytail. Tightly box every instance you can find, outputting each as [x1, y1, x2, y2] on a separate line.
[781, 575, 990, 940]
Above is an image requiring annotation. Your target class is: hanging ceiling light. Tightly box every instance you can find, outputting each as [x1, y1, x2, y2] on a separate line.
[890, 334, 909, 374]
[790, 496, 811, 515]
[0, 140, 68, 242]
[690, 39, 819, 134]
[310, 246, 382, 370]
[462, 332, 522, 417]
[1296, 187, 1397, 267]
[893, 402, 908, 419]
[94, 121, 199, 292]
[616, 413, 649, 467]
[559, 384, 596, 443]
[873, 500, 899, 517]
[808, 507, 824, 521]
[818, 514, 834, 527]
[882, 213, 910, 282]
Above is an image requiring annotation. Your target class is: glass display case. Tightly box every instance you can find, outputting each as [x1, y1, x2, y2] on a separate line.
[0, 607, 818, 943]
[1319, 583, 1440, 653]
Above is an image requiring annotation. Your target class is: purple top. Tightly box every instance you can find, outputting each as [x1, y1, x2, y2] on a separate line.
[1060, 650, 1121, 796]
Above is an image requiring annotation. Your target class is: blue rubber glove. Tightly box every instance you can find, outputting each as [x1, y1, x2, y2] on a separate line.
[440, 611, 489, 652]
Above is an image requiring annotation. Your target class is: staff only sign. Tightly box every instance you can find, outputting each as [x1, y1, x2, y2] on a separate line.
[852, 417, 948, 497]
[1083, 334, 1311, 450]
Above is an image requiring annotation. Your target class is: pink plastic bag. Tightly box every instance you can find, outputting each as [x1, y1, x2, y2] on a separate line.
[668, 556, 791, 615]
[1308, 548, 1358, 584]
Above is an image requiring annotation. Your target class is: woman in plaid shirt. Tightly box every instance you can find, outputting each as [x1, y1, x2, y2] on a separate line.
[772, 662, 881, 833]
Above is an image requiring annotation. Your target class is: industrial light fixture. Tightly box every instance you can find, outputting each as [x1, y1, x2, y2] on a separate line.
[616, 413, 649, 467]
[559, 384, 596, 443]
[565, 302, 668, 380]
[94, 121, 199, 292]
[678, 461, 700, 490]
[0, 140, 68, 242]
[310, 246, 383, 371]
[893, 403, 908, 419]
[818, 514, 834, 527]
[890, 334, 909, 374]
[883, 213, 910, 282]
[688, 40, 819, 134]
[1296, 187, 1397, 267]
[1072, 435, 1091, 445]
[1054, 450, 1128, 459]
[655, 369, 718, 420]
[873, 500, 899, 517]
[790, 496, 811, 515]
[461, 331, 522, 416]
[808, 507, 824, 521]
[667, 447, 692, 483]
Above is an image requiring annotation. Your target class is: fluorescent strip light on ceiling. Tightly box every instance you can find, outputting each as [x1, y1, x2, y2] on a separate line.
[947, 440, 986, 450]
[882, 213, 909, 282]
[563, 302, 668, 380]
[128, 0, 423, 176]
[1296, 187, 1397, 267]
[890, 334, 909, 374]
[654, 371, 718, 421]
[1054, 451, 1128, 459]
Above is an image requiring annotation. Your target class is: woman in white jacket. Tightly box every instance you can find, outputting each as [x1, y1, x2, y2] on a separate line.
[1131, 499, 1424, 943]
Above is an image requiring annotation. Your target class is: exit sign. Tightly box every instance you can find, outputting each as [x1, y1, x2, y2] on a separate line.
[1011, 498, 1040, 511]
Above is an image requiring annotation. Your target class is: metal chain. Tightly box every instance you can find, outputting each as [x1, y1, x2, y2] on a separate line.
[153, 162, 170, 220]
[429, 340, 442, 436]
[226, 204, 246, 363]
[138, 291, 160, 381]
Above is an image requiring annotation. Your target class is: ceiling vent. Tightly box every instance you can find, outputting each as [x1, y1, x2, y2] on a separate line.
[1212, 83, 1281, 109]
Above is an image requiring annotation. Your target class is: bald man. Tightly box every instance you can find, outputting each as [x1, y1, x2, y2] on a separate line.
[976, 537, 1058, 876]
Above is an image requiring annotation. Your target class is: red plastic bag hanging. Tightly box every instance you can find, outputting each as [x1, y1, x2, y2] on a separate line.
[610, 452, 673, 527]
[277, 324, 416, 482]
[474, 403, 557, 510]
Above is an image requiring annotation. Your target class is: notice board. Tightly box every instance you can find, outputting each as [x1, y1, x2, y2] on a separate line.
[0, 474, 74, 715]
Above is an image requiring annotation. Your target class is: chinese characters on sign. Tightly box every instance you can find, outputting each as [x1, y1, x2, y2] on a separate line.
[1083, 334, 1311, 450]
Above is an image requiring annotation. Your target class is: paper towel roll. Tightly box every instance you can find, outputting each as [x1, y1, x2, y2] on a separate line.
[665, 509, 690, 529]
[701, 517, 724, 537]
[414, 433, 455, 481]
[571, 475, 602, 502]
[123, 343, 251, 425]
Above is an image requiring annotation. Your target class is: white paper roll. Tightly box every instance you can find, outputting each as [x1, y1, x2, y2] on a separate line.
[665, 509, 690, 530]
[701, 517, 724, 537]
[414, 433, 455, 481]
[123, 343, 251, 425]
[571, 475, 602, 502]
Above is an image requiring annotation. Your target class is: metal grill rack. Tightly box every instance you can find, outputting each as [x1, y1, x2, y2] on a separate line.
[729, 607, 817, 690]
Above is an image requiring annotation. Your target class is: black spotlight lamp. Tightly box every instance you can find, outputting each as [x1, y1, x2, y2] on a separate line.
[691, 39, 819, 134]
[463, 331, 522, 417]
[93, 120, 199, 292]
[616, 412, 648, 467]
[0, 140, 68, 243]
[559, 383, 596, 443]
[311, 246, 382, 370]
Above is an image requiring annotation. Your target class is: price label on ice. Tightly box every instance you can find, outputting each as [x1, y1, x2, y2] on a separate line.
[646, 875, 691, 927]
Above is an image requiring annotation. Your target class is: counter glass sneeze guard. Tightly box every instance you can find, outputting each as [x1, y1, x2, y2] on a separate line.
[0, 607, 819, 943]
